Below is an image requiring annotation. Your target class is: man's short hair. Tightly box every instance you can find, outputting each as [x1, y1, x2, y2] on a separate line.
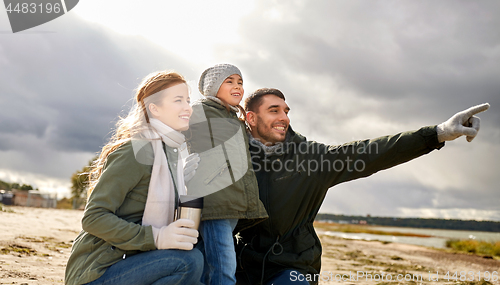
[244, 88, 286, 112]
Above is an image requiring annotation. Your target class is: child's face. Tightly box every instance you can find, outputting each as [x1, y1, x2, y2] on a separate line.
[216, 74, 244, 106]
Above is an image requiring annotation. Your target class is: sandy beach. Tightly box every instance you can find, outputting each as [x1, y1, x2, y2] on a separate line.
[0, 206, 82, 284]
[1, 206, 498, 284]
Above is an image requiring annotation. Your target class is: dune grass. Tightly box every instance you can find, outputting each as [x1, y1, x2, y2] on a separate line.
[446, 239, 500, 258]
[0, 203, 15, 213]
[313, 222, 432, 237]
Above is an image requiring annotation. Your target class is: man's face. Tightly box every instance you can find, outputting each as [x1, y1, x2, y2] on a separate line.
[247, 94, 290, 145]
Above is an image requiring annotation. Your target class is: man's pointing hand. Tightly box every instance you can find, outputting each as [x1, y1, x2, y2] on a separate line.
[437, 103, 490, 143]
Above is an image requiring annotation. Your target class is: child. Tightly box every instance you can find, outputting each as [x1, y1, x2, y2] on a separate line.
[185, 64, 268, 285]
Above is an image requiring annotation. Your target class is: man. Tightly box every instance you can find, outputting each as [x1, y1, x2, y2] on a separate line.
[235, 88, 489, 285]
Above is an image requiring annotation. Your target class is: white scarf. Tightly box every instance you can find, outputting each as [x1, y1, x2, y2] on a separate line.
[141, 118, 186, 229]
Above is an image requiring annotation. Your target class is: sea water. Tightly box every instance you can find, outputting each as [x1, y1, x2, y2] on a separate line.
[321, 226, 500, 248]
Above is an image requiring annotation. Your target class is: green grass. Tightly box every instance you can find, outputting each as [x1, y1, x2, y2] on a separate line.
[1, 244, 36, 256]
[314, 222, 432, 237]
[457, 281, 494, 285]
[0, 203, 15, 213]
[446, 239, 500, 258]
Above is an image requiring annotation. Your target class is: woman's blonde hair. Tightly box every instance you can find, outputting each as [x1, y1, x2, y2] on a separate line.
[87, 71, 186, 196]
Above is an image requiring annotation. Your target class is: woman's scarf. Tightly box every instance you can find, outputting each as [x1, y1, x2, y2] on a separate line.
[141, 118, 186, 229]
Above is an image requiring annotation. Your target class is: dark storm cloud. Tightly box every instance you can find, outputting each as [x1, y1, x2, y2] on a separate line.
[217, 0, 500, 220]
[0, 0, 498, 219]
[0, 13, 196, 154]
[225, 0, 500, 134]
[0, 12, 197, 180]
[326, 179, 500, 217]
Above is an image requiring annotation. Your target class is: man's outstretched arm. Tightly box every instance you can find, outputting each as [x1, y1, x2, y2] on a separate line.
[316, 103, 490, 188]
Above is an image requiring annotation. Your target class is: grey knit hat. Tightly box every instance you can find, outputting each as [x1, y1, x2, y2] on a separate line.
[198, 64, 242, 97]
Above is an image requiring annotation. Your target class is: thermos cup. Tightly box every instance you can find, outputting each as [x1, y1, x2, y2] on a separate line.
[177, 195, 203, 230]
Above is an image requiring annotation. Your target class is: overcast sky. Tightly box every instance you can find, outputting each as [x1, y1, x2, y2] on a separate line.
[1, 0, 498, 221]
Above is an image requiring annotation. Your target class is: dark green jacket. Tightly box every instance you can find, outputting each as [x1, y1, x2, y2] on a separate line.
[65, 140, 180, 285]
[185, 99, 268, 229]
[236, 126, 444, 285]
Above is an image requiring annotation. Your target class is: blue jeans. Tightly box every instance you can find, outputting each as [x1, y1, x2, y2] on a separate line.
[266, 270, 309, 285]
[85, 248, 204, 285]
[199, 219, 238, 285]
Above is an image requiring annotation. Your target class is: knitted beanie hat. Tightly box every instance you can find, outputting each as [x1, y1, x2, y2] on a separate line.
[198, 64, 242, 97]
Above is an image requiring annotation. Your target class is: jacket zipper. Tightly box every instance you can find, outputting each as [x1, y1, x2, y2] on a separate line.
[264, 159, 274, 236]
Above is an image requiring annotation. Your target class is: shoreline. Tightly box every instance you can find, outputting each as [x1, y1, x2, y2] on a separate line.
[1, 206, 499, 284]
[317, 234, 499, 284]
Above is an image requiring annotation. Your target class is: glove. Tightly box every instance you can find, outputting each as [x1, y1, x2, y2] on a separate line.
[437, 103, 490, 143]
[183, 153, 200, 183]
[152, 219, 199, 250]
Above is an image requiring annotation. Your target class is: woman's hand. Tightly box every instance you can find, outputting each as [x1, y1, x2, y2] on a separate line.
[154, 219, 199, 250]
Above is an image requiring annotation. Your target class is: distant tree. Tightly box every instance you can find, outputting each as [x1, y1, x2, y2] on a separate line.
[71, 157, 96, 209]
[0, 179, 11, 190]
[0, 180, 35, 191]
[19, 184, 33, 191]
[8, 182, 34, 190]
[56, 197, 73, 209]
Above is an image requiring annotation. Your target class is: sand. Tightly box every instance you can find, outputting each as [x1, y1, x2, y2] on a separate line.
[1, 206, 499, 284]
[316, 234, 499, 284]
[0, 206, 82, 284]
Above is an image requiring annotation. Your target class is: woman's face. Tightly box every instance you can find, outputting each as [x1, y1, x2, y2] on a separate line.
[149, 83, 192, 131]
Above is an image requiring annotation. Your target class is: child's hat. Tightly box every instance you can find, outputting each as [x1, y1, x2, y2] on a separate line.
[198, 64, 242, 97]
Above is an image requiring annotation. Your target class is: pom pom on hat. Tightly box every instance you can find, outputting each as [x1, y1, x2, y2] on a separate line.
[198, 64, 242, 97]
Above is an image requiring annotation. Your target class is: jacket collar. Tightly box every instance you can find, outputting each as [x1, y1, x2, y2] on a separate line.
[196, 97, 240, 113]
[195, 98, 225, 110]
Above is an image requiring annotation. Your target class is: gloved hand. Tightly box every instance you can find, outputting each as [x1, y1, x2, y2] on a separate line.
[153, 219, 199, 250]
[183, 153, 200, 182]
[437, 103, 490, 143]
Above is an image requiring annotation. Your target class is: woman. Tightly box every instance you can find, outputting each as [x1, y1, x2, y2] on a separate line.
[65, 71, 203, 285]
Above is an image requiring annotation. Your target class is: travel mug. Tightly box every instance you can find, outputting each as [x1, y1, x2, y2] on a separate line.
[177, 195, 203, 230]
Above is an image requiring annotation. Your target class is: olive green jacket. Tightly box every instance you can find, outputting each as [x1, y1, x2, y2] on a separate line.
[185, 99, 268, 230]
[236, 126, 445, 285]
[65, 140, 180, 285]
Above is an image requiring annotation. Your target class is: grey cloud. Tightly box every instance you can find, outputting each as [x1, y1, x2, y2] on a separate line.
[324, 180, 500, 218]
[0, 13, 197, 154]
[0, 12, 198, 181]
[1, 0, 498, 220]
[217, 0, 500, 220]
[322, 181, 437, 217]
[227, 0, 500, 131]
